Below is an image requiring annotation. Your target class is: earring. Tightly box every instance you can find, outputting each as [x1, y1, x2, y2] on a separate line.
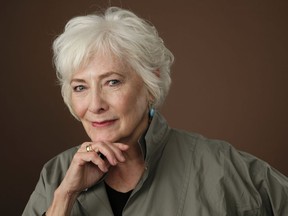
[149, 101, 155, 119]
[149, 107, 155, 118]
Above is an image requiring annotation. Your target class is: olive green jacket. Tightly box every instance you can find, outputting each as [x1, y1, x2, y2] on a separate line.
[23, 112, 288, 215]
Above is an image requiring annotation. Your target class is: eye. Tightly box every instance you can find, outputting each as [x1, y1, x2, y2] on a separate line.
[73, 85, 86, 92]
[107, 79, 121, 86]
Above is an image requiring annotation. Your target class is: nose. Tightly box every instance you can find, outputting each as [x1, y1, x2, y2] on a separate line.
[88, 90, 108, 114]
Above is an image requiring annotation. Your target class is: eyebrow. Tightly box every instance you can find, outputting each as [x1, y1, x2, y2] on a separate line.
[70, 78, 85, 84]
[70, 71, 124, 84]
[98, 71, 124, 79]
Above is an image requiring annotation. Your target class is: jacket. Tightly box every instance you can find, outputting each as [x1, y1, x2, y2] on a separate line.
[23, 112, 288, 215]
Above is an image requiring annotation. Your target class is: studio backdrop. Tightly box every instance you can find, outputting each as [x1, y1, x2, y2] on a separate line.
[1, 1, 287, 215]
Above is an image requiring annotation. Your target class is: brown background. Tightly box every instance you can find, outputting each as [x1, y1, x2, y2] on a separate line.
[1, 0, 287, 215]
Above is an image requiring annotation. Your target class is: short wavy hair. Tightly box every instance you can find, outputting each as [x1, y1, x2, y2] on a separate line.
[53, 7, 174, 116]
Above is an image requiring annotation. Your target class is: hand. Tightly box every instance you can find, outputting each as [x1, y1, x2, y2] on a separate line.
[59, 141, 129, 196]
[46, 142, 129, 216]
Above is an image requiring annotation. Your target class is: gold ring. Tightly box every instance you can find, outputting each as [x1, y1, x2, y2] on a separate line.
[86, 144, 93, 152]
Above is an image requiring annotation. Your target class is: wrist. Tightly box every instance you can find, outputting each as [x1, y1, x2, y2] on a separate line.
[46, 187, 79, 216]
[56, 184, 80, 200]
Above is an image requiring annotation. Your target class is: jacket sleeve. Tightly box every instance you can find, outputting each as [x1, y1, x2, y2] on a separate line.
[22, 171, 51, 216]
[238, 150, 288, 215]
[22, 147, 77, 216]
[261, 165, 288, 215]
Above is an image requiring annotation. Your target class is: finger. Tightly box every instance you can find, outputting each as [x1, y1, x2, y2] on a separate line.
[110, 143, 129, 162]
[93, 142, 119, 165]
[79, 142, 94, 153]
[73, 151, 109, 172]
[77, 142, 116, 167]
[88, 154, 110, 172]
[79, 142, 129, 165]
[114, 143, 130, 151]
[91, 155, 110, 172]
[95, 142, 130, 164]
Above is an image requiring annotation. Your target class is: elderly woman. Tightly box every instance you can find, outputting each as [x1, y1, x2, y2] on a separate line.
[23, 7, 288, 216]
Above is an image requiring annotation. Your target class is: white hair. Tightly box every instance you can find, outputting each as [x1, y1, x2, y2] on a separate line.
[53, 7, 174, 116]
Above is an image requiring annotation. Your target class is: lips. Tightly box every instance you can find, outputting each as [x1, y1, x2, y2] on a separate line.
[91, 119, 117, 127]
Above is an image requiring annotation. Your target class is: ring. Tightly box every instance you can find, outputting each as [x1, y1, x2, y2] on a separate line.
[86, 144, 93, 152]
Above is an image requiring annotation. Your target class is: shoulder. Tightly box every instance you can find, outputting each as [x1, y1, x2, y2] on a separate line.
[166, 128, 271, 183]
[167, 129, 288, 213]
[167, 128, 231, 157]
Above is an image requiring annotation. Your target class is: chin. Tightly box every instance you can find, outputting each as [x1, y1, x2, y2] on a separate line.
[90, 134, 119, 143]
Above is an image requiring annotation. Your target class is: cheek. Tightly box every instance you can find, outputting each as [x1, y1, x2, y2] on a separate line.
[122, 87, 149, 115]
[71, 97, 87, 118]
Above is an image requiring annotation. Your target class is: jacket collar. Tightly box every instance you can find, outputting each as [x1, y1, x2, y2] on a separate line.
[139, 111, 170, 167]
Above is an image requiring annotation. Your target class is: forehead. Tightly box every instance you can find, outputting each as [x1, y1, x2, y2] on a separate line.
[72, 53, 130, 79]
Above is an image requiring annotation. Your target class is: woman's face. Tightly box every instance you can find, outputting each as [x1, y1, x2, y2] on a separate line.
[70, 54, 150, 145]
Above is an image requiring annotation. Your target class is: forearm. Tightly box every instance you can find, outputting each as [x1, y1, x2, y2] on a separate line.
[46, 187, 79, 216]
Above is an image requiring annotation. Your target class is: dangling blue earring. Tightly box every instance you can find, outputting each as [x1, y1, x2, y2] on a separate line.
[149, 105, 155, 119]
[149, 107, 155, 118]
[148, 101, 155, 122]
